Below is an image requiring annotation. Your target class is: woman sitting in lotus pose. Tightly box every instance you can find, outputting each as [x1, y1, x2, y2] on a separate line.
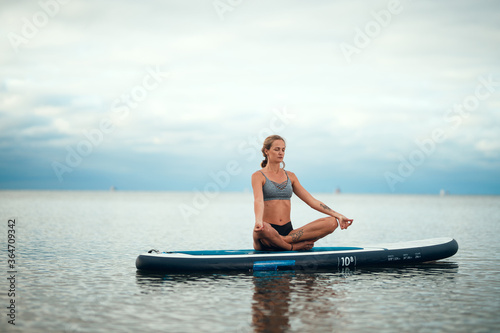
[252, 135, 353, 251]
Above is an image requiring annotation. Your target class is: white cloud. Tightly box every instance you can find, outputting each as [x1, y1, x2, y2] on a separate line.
[1, 0, 499, 191]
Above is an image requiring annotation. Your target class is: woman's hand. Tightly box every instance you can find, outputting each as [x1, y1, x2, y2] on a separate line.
[254, 221, 264, 232]
[337, 215, 354, 230]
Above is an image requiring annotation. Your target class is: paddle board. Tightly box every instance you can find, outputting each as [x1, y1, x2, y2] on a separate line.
[135, 237, 458, 273]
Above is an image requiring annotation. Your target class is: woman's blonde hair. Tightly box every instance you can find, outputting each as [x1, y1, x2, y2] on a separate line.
[261, 135, 286, 168]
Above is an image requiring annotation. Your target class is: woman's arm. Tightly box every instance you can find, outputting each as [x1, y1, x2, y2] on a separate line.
[251, 172, 265, 231]
[289, 171, 353, 229]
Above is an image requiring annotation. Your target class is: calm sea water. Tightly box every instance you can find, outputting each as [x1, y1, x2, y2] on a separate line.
[1, 191, 499, 333]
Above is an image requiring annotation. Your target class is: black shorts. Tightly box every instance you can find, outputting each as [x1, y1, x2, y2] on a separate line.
[270, 221, 293, 236]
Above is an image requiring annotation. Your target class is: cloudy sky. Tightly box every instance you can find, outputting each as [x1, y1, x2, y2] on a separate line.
[1, 0, 499, 194]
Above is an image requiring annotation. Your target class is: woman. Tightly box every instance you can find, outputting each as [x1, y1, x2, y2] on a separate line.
[252, 135, 353, 251]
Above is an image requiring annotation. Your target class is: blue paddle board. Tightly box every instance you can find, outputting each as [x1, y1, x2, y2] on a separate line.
[135, 237, 458, 273]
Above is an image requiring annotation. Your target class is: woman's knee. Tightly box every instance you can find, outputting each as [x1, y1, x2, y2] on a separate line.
[322, 217, 338, 234]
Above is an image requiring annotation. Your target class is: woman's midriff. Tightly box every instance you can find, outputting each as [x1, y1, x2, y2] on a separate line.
[262, 200, 291, 225]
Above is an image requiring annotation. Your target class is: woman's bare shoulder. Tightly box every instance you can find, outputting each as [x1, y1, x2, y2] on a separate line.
[252, 170, 266, 181]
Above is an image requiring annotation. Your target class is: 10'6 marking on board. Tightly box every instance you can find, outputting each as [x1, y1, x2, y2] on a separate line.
[339, 256, 356, 267]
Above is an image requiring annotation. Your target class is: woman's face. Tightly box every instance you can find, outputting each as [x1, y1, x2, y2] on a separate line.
[266, 140, 285, 164]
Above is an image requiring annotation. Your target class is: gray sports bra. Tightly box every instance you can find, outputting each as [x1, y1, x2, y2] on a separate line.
[260, 170, 293, 201]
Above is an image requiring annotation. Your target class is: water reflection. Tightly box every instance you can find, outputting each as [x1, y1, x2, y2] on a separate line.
[134, 262, 459, 332]
[135, 271, 170, 293]
[354, 262, 459, 278]
[249, 263, 459, 333]
[251, 270, 346, 333]
[251, 271, 293, 332]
